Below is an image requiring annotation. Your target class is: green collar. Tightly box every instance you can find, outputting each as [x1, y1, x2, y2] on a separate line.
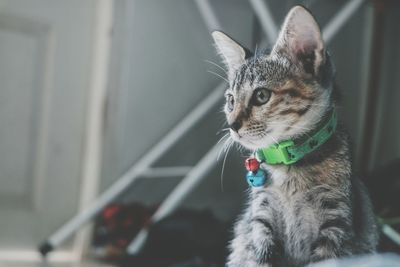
[257, 109, 337, 165]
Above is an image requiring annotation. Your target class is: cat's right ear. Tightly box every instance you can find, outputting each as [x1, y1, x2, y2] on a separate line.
[272, 6, 325, 77]
[212, 31, 246, 78]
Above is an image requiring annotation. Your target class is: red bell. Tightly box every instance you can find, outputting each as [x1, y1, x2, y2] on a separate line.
[245, 157, 259, 172]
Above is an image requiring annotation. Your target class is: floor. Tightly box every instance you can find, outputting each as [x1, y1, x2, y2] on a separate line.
[0, 261, 114, 267]
[0, 252, 115, 267]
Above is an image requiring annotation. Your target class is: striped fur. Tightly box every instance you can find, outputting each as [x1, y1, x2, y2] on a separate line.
[212, 6, 378, 267]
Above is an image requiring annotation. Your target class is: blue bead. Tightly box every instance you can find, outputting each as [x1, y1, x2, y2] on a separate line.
[246, 169, 267, 187]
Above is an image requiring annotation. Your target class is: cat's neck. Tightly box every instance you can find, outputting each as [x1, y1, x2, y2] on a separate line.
[260, 128, 351, 193]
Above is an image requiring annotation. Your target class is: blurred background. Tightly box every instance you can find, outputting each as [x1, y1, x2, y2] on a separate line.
[0, 0, 399, 266]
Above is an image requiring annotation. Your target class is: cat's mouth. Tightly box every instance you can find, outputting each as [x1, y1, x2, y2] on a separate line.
[230, 127, 282, 150]
[230, 130, 241, 139]
[230, 130, 259, 149]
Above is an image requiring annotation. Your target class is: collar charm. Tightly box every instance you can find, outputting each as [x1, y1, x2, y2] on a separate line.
[245, 157, 267, 187]
[243, 110, 337, 187]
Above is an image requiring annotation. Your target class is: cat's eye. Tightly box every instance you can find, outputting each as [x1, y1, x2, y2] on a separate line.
[226, 94, 234, 112]
[252, 88, 271, 106]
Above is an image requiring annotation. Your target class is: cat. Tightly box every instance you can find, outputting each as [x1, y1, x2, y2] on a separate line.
[212, 6, 378, 267]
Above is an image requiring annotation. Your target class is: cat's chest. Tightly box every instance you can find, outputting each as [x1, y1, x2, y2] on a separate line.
[251, 186, 320, 258]
[280, 191, 319, 241]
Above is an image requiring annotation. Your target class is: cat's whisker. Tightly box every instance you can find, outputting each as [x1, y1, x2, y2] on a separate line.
[265, 132, 279, 146]
[237, 143, 247, 154]
[216, 132, 230, 146]
[218, 136, 233, 160]
[220, 138, 234, 192]
[216, 128, 230, 135]
[218, 133, 230, 142]
[224, 138, 234, 154]
[207, 70, 229, 83]
[204, 59, 227, 74]
[217, 136, 229, 158]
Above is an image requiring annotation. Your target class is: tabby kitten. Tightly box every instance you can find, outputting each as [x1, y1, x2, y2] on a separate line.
[212, 6, 378, 267]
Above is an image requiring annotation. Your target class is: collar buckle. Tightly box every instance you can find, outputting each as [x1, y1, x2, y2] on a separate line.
[258, 140, 296, 165]
[257, 109, 337, 165]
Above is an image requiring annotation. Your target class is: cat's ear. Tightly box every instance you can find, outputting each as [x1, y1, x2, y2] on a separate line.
[212, 31, 247, 78]
[272, 6, 325, 76]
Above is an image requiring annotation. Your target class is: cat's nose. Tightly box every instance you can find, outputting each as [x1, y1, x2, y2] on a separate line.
[230, 121, 242, 132]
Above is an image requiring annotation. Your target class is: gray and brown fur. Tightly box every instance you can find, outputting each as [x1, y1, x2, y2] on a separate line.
[212, 6, 378, 267]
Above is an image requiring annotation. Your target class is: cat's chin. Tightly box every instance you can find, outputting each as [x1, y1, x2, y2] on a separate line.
[230, 131, 276, 151]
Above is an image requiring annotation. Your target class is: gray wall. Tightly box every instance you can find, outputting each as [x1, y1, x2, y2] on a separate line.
[370, 2, 400, 168]
[101, 0, 400, 222]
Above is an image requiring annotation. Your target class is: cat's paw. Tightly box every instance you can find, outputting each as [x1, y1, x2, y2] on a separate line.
[310, 236, 339, 261]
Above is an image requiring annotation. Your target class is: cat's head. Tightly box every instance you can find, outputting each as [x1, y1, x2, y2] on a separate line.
[212, 6, 335, 150]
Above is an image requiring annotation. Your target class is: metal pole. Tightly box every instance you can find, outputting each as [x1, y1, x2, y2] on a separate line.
[382, 224, 400, 247]
[358, 0, 386, 174]
[127, 142, 223, 254]
[73, 0, 114, 258]
[194, 0, 222, 31]
[38, 83, 225, 256]
[323, 0, 366, 44]
[142, 166, 193, 178]
[248, 0, 279, 42]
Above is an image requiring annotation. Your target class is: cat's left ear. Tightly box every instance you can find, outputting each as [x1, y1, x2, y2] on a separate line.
[272, 6, 325, 76]
[212, 31, 247, 79]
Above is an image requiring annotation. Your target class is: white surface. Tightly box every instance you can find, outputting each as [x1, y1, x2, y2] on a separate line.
[0, 0, 98, 250]
[73, 0, 114, 258]
[0, 250, 114, 267]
